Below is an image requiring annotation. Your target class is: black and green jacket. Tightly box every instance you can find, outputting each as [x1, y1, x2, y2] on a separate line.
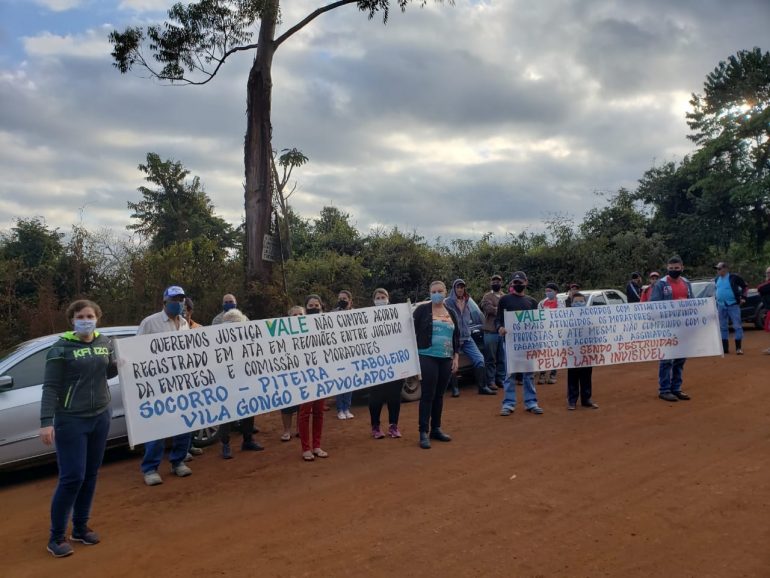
[40, 331, 118, 427]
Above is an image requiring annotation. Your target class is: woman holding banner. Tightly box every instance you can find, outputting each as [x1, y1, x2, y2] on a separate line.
[413, 281, 460, 449]
[280, 306, 305, 442]
[219, 308, 264, 459]
[368, 288, 403, 439]
[299, 295, 329, 461]
[334, 290, 356, 420]
[39, 299, 117, 558]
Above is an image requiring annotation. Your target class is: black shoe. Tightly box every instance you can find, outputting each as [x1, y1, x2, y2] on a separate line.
[419, 432, 431, 449]
[658, 392, 678, 402]
[429, 429, 452, 442]
[71, 526, 100, 545]
[451, 386, 460, 397]
[47, 538, 73, 558]
[478, 385, 496, 395]
[672, 391, 690, 400]
[488, 384, 499, 392]
[242, 440, 264, 451]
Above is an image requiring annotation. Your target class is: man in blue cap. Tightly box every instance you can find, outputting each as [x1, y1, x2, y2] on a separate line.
[137, 285, 193, 486]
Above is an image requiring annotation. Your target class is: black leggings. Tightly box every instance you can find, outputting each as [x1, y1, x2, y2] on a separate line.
[220, 416, 254, 445]
[567, 367, 593, 405]
[418, 355, 452, 433]
[369, 380, 402, 427]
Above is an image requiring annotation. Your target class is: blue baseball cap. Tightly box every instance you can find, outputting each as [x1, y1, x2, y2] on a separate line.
[163, 285, 186, 300]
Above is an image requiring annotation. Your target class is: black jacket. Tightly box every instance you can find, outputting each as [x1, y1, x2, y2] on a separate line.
[626, 281, 642, 303]
[40, 331, 117, 427]
[413, 302, 460, 354]
[495, 293, 539, 330]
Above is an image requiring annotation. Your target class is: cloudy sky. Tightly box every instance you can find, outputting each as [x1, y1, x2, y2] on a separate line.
[1, 0, 768, 243]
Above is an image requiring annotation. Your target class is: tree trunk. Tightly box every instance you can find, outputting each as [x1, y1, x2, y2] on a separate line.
[244, 1, 278, 285]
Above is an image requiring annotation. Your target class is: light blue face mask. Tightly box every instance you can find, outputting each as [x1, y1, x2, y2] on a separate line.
[571, 301, 587, 307]
[430, 292, 445, 304]
[73, 319, 96, 335]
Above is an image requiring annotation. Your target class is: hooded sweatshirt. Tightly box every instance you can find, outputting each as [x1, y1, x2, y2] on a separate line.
[443, 279, 484, 342]
[40, 331, 117, 427]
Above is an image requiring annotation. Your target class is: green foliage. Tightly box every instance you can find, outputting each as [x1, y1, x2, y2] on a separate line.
[1, 218, 65, 301]
[285, 252, 368, 308]
[685, 47, 770, 251]
[291, 206, 363, 257]
[127, 153, 239, 251]
[109, 1, 265, 82]
[361, 227, 447, 303]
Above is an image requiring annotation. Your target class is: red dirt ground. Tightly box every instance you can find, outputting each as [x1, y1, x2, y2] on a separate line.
[2, 331, 769, 577]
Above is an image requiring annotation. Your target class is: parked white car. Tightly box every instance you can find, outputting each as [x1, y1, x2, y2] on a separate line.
[556, 289, 628, 307]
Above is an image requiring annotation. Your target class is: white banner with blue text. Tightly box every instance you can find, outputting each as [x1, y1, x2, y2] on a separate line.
[503, 298, 721, 373]
[115, 304, 420, 445]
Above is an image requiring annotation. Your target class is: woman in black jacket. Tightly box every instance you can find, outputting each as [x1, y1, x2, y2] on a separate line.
[40, 299, 117, 558]
[413, 281, 460, 449]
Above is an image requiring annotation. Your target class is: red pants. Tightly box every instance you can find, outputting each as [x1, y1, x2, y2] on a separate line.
[299, 399, 325, 452]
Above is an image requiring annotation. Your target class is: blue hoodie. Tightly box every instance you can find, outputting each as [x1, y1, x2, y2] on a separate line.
[443, 279, 484, 341]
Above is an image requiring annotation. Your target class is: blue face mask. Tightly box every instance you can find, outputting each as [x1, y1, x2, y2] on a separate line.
[545, 290, 556, 299]
[223, 302, 237, 312]
[430, 292, 445, 305]
[571, 301, 587, 308]
[73, 319, 96, 335]
[165, 301, 184, 317]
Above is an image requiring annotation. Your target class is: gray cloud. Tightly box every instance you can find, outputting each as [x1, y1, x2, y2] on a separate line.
[1, 0, 768, 242]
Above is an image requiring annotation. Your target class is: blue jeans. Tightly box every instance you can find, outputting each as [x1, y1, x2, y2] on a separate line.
[336, 392, 353, 413]
[483, 332, 506, 385]
[500, 348, 538, 409]
[658, 358, 686, 394]
[50, 410, 111, 541]
[460, 338, 485, 368]
[718, 303, 743, 340]
[141, 433, 192, 474]
[501, 372, 537, 410]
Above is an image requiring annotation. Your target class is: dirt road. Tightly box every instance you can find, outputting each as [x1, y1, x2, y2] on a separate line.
[2, 331, 769, 577]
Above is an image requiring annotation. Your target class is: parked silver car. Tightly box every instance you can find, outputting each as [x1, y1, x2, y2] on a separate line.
[0, 327, 220, 470]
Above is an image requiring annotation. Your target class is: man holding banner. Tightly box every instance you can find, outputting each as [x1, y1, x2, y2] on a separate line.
[496, 271, 544, 416]
[137, 286, 194, 486]
[651, 257, 694, 403]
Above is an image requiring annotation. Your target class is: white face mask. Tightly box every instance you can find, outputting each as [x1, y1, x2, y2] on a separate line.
[374, 298, 389, 306]
[73, 319, 97, 335]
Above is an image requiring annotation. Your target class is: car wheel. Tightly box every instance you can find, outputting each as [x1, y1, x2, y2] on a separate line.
[191, 425, 221, 447]
[401, 376, 421, 402]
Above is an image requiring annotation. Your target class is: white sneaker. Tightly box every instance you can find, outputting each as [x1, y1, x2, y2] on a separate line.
[344, 410, 355, 419]
[337, 411, 347, 420]
[172, 463, 192, 477]
[143, 470, 163, 486]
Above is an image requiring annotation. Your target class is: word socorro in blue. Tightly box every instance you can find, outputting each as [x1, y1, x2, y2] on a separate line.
[138, 385, 232, 429]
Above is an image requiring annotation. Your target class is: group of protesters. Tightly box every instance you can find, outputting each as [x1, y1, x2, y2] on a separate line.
[38, 255, 770, 557]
